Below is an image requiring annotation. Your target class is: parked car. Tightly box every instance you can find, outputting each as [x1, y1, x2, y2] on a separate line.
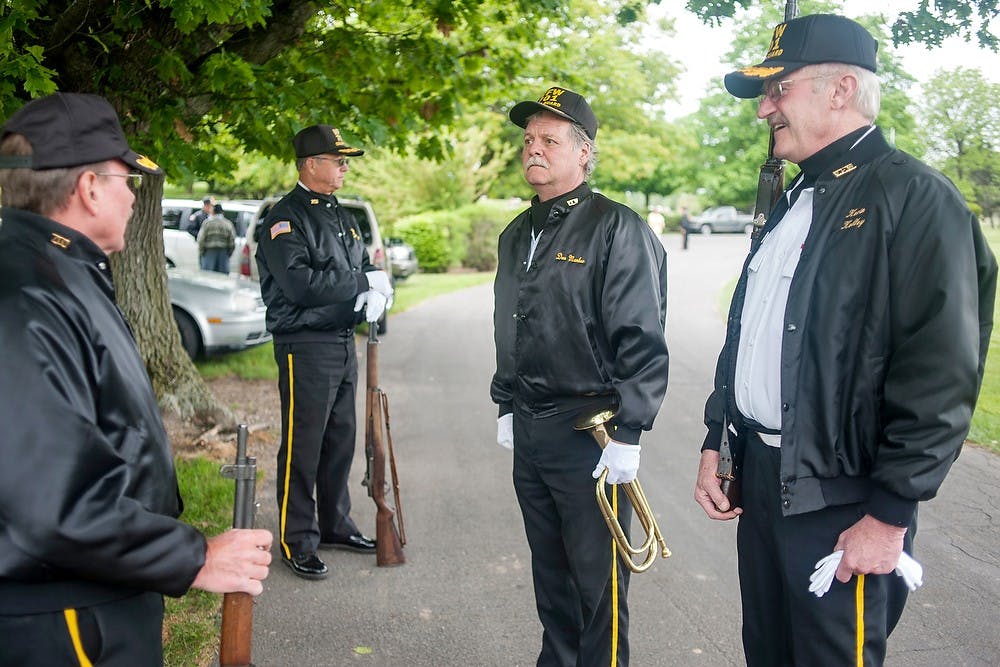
[692, 206, 755, 235]
[167, 267, 271, 359]
[386, 237, 418, 280]
[163, 228, 200, 270]
[238, 195, 392, 333]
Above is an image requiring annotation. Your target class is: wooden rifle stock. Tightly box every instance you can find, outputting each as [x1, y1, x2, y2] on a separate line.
[364, 326, 406, 567]
[219, 425, 257, 667]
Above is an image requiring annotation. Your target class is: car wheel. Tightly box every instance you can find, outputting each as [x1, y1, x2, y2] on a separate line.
[173, 307, 202, 359]
[700, 224, 713, 235]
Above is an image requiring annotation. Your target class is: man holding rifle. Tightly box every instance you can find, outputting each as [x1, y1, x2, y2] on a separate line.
[693, 14, 996, 665]
[256, 124, 392, 580]
[0, 92, 272, 665]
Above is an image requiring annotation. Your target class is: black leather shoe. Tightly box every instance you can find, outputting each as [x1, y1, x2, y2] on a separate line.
[319, 533, 376, 553]
[282, 553, 328, 580]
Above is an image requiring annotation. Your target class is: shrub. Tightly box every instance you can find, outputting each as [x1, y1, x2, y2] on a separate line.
[393, 199, 523, 272]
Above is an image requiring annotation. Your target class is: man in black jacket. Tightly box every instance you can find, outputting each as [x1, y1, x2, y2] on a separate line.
[492, 87, 669, 667]
[693, 15, 997, 666]
[256, 124, 393, 580]
[0, 93, 272, 666]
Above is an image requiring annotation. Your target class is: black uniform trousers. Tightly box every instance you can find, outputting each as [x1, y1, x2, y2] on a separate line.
[0, 592, 163, 666]
[274, 337, 361, 559]
[512, 402, 633, 667]
[737, 432, 914, 666]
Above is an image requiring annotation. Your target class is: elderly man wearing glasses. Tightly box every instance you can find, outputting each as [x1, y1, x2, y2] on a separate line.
[255, 124, 394, 580]
[0, 92, 273, 666]
[693, 14, 997, 666]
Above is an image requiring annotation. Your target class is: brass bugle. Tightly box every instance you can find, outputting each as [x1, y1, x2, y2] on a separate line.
[575, 409, 671, 573]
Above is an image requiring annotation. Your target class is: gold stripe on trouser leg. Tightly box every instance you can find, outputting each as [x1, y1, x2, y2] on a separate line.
[610, 484, 619, 667]
[279, 352, 295, 559]
[855, 574, 866, 667]
[63, 608, 94, 667]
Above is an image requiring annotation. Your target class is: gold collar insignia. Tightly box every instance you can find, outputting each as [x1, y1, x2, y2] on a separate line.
[832, 163, 857, 178]
[50, 233, 71, 249]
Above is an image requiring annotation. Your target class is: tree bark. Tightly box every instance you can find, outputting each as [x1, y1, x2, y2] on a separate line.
[110, 174, 234, 427]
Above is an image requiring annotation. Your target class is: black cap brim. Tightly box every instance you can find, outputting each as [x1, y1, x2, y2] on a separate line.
[724, 63, 808, 99]
[509, 101, 578, 129]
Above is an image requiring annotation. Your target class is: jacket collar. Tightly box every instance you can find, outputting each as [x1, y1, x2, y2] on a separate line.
[0, 206, 108, 264]
[797, 125, 891, 186]
[529, 182, 592, 229]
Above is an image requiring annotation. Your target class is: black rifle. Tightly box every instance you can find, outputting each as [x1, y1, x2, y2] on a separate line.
[219, 425, 257, 667]
[749, 0, 799, 251]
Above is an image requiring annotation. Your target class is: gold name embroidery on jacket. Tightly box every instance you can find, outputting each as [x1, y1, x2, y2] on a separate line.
[50, 233, 71, 249]
[840, 207, 866, 230]
[350, 228, 360, 241]
[555, 252, 585, 264]
[833, 163, 857, 178]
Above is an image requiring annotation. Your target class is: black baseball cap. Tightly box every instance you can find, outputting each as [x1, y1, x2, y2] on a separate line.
[0, 92, 162, 173]
[293, 124, 365, 158]
[725, 14, 878, 99]
[509, 86, 599, 140]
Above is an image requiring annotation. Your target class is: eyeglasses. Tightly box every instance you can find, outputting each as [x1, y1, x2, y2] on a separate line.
[758, 75, 832, 103]
[312, 156, 350, 168]
[95, 172, 143, 191]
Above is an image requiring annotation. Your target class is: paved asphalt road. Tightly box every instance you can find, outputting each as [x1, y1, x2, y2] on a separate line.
[248, 233, 1000, 667]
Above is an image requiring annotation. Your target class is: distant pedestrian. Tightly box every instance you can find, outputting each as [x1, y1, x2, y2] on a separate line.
[679, 207, 692, 250]
[197, 203, 236, 273]
[187, 195, 213, 238]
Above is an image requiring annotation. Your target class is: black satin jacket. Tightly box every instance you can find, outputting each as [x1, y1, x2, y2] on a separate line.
[0, 208, 207, 613]
[256, 186, 373, 341]
[491, 184, 669, 444]
[702, 128, 997, 526]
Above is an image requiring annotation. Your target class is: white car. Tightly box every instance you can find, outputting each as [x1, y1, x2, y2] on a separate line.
[167, 268, 271, 359]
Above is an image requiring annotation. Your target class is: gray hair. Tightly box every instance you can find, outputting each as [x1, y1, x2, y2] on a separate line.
[812, 63, 881, 121]
[0, 134, 102, 215]
[525, 111, 598, 178]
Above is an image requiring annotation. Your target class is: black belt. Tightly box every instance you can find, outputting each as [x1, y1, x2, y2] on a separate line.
[741, 416, 780, 436]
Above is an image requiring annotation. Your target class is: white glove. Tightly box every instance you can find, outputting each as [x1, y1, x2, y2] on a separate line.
[365, 270, 393, 298]
[497, 413, 513, 451]
[809, 550, 924, 598]
[364, 290, 388, 323]
[591, 441, 640, 484]
[353, 291, 368, 313]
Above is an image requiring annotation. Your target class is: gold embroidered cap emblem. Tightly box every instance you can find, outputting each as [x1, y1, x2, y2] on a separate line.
[538, 87, 567, 110]
[135, 155, 159, 171]
[739, 65, 785, 78]
[50, 233, 71, 249]
[832, 163, 857, 178]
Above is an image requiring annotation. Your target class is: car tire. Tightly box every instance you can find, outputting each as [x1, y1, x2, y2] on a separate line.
[700, 224, 713, 235]
[173, 307, 202, 359]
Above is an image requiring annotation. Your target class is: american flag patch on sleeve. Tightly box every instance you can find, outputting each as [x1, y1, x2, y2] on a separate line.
[270, 220, 292, 239]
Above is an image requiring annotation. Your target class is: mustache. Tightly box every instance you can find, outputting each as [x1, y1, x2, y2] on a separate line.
[525, 157, 548, 169]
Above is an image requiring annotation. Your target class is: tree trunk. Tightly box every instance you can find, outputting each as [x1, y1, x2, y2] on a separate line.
[109, 174, 234, 427]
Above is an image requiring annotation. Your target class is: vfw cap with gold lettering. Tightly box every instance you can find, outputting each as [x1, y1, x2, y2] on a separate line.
[724, 14, 878, 99]
[509, 86, 598, 140]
